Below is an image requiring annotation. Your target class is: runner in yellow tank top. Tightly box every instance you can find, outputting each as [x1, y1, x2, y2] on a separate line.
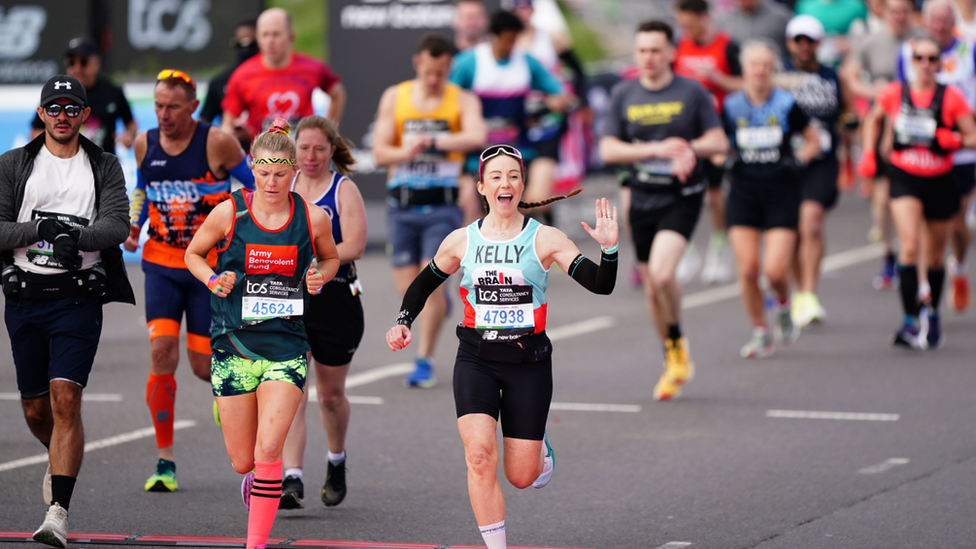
[373, 33, 486, 388]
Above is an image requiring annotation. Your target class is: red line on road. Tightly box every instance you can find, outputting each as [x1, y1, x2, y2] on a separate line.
[0, 531, 592, 549]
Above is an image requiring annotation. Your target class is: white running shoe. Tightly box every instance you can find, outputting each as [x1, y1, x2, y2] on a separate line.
[33, 503, 68, 548]
[532, 432, 554, 489]
[676, 243, 703, 285]
[701, 235, 735, 285]
[43, 463, 52, 506]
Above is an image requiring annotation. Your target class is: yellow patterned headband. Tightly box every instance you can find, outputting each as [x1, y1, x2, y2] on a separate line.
[252, 157, 296, 165]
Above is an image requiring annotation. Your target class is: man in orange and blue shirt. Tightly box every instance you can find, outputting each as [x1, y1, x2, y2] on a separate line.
[126, 69, 254, 492]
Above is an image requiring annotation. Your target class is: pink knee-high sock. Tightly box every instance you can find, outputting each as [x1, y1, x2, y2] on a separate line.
[246, 460, 282, 549]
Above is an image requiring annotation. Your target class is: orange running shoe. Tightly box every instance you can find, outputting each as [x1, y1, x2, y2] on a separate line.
[951, 274, 970, 313]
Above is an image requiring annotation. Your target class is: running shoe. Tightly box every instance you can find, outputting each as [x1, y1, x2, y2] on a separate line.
[404, 358, 436, 388]
[43, 463, 51, 506]
[792, 292, 826, 327]
[873, 254, 897, 290]
[701, 234, 734, 284]
[924, 313, 944, 349]
[33, 503, 68, 548]
[322, 460, 347, 507]
[279, 475, 304, 510]
[950, 273, 971, 313]
[773, 307, 800, 345]
[144, 458, 177, 492]
[676, 243, 703, 284]
[532, 431, 555, 489]
[740, 328, 774, 358]
[893, 317, 922, 349]
[665, 337, 695, 385]
[628, 266, 642, 289]
[652, 363, 681, 401]
[241, 471, 255, 511]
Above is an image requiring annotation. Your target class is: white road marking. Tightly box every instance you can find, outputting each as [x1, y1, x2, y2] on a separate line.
[766, 410, 900, 422]
[859, 458, 910, 474]
[345, 363, 414, 389]
[0, 420, 196, 472]
[655, 543, 692, 549]
[347, 396, 384, 405]
[550, 402, 641, 413]
[0, 392, 122, 402]
[683, 243, 884, 310]
[546, 315, 615, 340]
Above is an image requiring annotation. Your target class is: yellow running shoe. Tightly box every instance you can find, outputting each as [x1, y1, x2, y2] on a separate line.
[145, 459, 177, 492]
[665, 337, 695, 385]
[653, 365, 681, 401]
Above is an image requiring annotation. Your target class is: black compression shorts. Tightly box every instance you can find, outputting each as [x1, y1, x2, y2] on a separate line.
[629, 193, 703, 263]
[888, 165, 961, 221]
[704, 160, 725, 189]
[800, 158, 840, 210]
[727, 177, 801, 230]
[952, 163, 976, 196]
[303, 282, 364, 366]
[453, 326, 552, 441]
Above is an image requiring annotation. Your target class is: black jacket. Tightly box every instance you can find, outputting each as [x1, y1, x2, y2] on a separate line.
[0, 133, 135, 305]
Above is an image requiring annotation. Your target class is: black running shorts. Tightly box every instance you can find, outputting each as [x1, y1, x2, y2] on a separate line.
[800, 158, 840, 210]
[303, 282, 364, 366]
[888, 165, 961, 221]
[453, 326, 552, 441]
[952, 163, 976, 196]
[704, 159, 725, 189]
[629, 193, 703, 263]
[727, 177, 801, 230]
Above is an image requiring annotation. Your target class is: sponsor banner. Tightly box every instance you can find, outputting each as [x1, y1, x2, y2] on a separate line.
[106, 0, 262, 73]
[0, 1, 91, 84]
[245, 244, 299, 276]
[329, 0, 500, 200]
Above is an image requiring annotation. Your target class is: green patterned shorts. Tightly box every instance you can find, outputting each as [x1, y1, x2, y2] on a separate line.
[211, 350, 307, 397]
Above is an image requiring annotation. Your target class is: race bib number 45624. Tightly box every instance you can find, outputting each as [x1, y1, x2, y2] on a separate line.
[241, 275, 303, 326]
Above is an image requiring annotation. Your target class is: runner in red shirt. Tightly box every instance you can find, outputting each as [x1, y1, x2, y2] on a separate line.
[858, 36, 976, 348]
[673, 0, 743, 285]
[221, 8, 346, 140]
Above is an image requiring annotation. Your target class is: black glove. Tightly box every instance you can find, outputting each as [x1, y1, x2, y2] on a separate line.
[53, 235, 82, 270]
[36, 218, 79, 244]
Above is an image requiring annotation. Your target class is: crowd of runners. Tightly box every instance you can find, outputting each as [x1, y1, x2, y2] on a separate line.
[4, 0, 976, 547]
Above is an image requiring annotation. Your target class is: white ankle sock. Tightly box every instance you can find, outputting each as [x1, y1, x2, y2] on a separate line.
[479, 520, 506, 549]
[284, 468, 303, 481]
[327, 450, 346, 465]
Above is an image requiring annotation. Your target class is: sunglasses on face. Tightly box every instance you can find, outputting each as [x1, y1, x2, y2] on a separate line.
[479, 144, 524, 174]
[913, 54, 940, 63]
[156, 69, 196, 90]
[65, 56, 88, 68]
[793, 35, 818, 44]
[44, 103, 84, 118]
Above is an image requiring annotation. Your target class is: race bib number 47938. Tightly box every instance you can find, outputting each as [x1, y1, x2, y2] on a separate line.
[474, 284, 534, 339]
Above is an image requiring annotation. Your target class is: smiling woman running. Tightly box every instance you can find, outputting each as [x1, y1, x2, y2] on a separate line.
[385, 144, 618, 549]
[184, 119, 339, 549]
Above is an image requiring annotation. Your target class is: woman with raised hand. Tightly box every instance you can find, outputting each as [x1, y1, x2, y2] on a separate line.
[184, 118, 339, 549]
[385, 144, 618, 549]
[278, 115, 367, 510]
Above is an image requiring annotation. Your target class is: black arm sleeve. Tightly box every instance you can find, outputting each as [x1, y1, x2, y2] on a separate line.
[395, 259, 449, 328]
[567, 251, 617, 295]
[559, 49, 589, 107]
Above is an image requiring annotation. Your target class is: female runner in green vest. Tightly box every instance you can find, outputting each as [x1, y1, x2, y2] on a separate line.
[386, 144, 619, 549]
[185, 119, 339, 549]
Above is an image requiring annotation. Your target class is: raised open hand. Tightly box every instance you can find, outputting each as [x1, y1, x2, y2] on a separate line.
[580, 198, 619, 250]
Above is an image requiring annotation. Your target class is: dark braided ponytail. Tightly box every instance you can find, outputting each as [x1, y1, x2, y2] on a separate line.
[480, 187, 584, 214]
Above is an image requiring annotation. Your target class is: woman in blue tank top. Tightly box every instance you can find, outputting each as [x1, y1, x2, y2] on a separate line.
[184, 119, 340, 549]
[385, 144, 619, 549]
[279, 115, 368, 509]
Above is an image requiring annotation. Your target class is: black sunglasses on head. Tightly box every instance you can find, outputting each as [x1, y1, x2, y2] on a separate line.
[44, 103, 84, 118]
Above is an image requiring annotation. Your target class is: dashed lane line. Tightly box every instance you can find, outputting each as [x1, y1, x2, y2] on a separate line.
[859, 458, 910, 474]
[766, 410, 900, 422]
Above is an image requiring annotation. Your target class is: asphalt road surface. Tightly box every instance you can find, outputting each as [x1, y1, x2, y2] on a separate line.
[3, 177, 976, 549]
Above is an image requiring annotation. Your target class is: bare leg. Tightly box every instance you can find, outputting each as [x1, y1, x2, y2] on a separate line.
[281, 358, 310, 472]
[315, 362, 351, 453]
[764, 229, 798, 301]
[457, 414, 505, 525]
[797, 201, 826, 294]
[647, 230, 688, 334]
[21, 395, 53, 448]
[501, 437, 544, 489]
[951, 194, 972, 264]
[522, 157, 556, 218]
[459, 173, 484, 225]
[48, 380, 84, 477]
[729, 226, 764, 327]
[890, 197, 923, 266]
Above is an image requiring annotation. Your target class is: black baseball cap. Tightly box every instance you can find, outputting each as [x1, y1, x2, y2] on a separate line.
[64, 36, 99, 58]
[40, 75, 88, 106]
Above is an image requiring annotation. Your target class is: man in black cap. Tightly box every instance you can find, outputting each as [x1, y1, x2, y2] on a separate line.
[1, 74, 134, 548]
[29, 37, 138, 155]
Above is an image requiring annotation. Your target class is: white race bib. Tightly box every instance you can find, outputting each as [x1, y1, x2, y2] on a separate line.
[241, 275, 304, 326]
[736, 126, 784, 149]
